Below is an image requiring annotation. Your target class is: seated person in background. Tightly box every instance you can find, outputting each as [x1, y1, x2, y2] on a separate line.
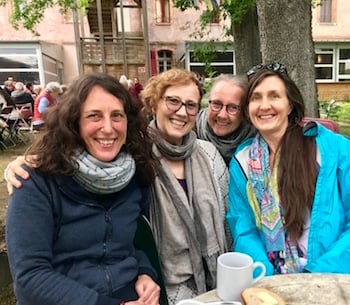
[0, 87, 15, 139]
[227, 62, 350, 275]
[33, 85, 43, 96]
[25, 82, 36, 98]
[32, 81, 62, 131]
[196, 74, 255, 165]
[0, 86, 21, 124]
[134, 77, 144, 97]
[3, 79, 15, 96]
[119, 75, 129, 90]
[6, 73, 160, 305]
[0, 86, 15, 108]
[11, 81, 35, 110]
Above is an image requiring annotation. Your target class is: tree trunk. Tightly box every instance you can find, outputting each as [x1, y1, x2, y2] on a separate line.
[255, 0, 319, 117]
[233, 6, 262, 75]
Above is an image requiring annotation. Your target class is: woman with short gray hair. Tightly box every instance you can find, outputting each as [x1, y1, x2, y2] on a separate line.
[32, 82, 63, 131]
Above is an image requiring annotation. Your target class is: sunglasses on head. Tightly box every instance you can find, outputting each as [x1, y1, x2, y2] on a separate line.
[246, 62, 288, 79]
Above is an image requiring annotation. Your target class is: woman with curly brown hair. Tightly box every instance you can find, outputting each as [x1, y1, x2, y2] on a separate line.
[6, 73, 160, 305]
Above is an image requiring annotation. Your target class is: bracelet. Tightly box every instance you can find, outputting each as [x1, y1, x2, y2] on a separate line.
[120, 301, 125, 305]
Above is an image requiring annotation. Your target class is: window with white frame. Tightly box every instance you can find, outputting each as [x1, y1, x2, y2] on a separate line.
[158, 50, 172, 72]
[188, 50, 235, 77]
[320, 0, 332, 23]
[338, 48, 350, 81]
[0, 47, 41, 84]
[314, 48, 334, 81]
[314, 45, 350, 82]
[155, 0, 170, 24]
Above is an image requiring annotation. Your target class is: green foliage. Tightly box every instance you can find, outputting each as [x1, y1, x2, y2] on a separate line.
[221, 0, 255, 23]
[191, 41, 216, 75]
[174, 0, 256, 76]
[172, 0, 199, 11]
[0, 0, 91, 35]
[311, 0, 325, 8]
[319, 100, 350, 122]
[202, 71, 216, 93]
[328, 102, 350, 122]
[190, 40, 232, 76]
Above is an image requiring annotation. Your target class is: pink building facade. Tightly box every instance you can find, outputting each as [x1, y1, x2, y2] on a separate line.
[0, 0, 349, 101]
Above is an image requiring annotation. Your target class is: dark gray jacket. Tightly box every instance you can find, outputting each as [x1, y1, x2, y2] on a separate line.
[6, 165, 155, 305]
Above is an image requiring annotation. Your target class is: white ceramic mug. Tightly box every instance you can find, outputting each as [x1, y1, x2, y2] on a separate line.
[216, 252, 266, 301]
[175, 300, 203, 305]
[176, 300, 241, 305]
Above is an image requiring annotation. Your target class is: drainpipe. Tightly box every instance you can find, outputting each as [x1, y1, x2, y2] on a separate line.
[119, 0, 128, 75]
[72, 1, 83, 75]
[141, 0, 151, 78]
[96, 0, 106, 73]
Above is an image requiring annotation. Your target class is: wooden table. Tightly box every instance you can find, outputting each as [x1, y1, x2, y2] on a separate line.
[195, 273, 350, 305]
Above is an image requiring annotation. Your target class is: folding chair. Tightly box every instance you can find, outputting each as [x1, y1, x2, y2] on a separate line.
[16, 103, 33, 125]
[0, 117, 9, 149]
[16, 103, 33, 138]
[0, 107, 16, 148]
[0, 105, 29, 145]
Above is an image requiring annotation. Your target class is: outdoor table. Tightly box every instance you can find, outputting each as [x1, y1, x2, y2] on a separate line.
[195, 273, 350, 305]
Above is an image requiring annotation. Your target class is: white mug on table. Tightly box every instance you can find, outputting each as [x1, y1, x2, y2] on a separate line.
[176, 300, 241, 305]
[216, 252, 266, 302]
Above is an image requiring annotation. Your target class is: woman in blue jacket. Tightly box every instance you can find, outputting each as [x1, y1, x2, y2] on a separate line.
[6, 73, 160, 305]
[227, 63, 350, 275]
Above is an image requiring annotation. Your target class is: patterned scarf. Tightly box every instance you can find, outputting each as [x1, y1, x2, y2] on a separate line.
[247, 134, 285, 251]
[73, 150, 136, 194]
[247, 134, 305, 274]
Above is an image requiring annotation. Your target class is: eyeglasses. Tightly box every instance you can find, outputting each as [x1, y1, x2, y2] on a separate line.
[163, 95, 200, 116]
[209, 100, 241, 115]
[246, 62, 288, 79]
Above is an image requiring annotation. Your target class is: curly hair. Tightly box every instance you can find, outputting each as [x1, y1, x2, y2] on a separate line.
[26, 73, 158, 186]
[244, 69, 318, 242]
[141, 68, 203, 115]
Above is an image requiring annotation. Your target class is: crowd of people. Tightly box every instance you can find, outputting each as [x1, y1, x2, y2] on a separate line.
[3, 64, 350, 305]
[1, 77, 67, 135]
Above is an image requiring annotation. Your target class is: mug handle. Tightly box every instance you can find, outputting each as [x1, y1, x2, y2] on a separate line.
[252, 261, 266, 284]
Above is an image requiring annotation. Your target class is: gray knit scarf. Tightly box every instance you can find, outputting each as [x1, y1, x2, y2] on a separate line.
[196, 108, 256, 165]
[73, 150, 136, 194]
[149, 120, 227, 294]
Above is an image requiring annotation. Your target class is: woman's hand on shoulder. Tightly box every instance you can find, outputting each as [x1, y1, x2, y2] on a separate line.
[135, 274, 160, 305]
[4, 155, 37, 195]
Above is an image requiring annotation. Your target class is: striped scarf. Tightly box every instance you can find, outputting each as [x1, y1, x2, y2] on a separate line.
[73, 150, 136, 194]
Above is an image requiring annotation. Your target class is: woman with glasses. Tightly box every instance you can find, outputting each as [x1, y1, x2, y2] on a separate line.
[141, 68, 229, 304]
[227, 63, 350, 275]
[196, 74, 255, 165]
